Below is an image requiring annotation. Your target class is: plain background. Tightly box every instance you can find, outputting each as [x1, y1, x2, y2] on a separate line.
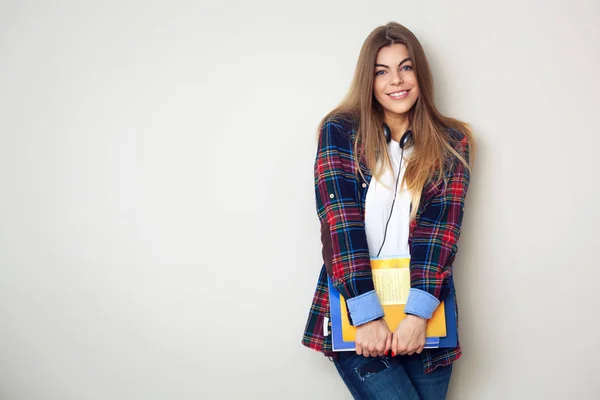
[1, 0, 599, 399]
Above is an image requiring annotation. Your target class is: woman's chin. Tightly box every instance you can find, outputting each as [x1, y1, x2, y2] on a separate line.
[382, 104, 414, 117]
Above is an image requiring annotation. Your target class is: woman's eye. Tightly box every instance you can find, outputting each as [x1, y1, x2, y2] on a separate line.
[375, 70, 386, 76]
[402, 65, 413, 71]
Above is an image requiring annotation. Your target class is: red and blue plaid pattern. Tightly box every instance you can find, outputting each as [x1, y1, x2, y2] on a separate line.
[301, 118, 472, 374]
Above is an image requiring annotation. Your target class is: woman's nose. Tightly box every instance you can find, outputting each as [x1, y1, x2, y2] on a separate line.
[390, 70, 403, 85]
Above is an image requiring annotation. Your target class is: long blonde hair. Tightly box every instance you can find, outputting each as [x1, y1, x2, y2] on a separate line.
[319, 21, 476, 219]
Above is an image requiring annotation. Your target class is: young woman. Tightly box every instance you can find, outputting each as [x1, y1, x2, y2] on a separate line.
[301, 22, 475, 399]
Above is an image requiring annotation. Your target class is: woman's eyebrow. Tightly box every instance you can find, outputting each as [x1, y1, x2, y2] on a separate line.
[375, 57, 412, 69]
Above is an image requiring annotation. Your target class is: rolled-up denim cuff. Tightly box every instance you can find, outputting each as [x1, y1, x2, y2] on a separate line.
[404, 288, 440, 319]
[346, 290, 384, 326]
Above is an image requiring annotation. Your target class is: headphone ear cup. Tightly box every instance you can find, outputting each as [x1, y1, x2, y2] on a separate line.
[399, 129, 413, 149]
[383, 123, 391, 143]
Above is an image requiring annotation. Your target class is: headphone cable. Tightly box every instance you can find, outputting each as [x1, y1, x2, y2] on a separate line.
[376, 147, 405, 258]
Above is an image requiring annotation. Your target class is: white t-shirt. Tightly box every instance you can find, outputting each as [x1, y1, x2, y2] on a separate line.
[365, 139, 413, 258]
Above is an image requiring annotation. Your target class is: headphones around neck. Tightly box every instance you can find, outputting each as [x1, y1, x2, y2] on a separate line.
[383, 123, 413, 149]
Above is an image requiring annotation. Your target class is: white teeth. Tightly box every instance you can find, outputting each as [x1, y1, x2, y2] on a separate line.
[390, 91, 407, 97]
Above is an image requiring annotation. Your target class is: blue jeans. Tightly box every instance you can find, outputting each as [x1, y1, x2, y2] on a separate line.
[333, 351, 452, 400]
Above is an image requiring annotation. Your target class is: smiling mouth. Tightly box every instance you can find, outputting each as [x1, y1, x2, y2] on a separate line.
[387, 90, 409, 98]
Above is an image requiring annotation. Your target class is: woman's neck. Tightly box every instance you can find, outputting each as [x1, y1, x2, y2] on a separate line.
[383, 113, 410, 142]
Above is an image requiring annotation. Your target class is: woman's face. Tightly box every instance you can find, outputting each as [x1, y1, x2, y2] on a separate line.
[373, 43, 419, 118]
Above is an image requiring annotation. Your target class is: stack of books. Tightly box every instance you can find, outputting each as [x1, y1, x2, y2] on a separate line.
[327, 256, 457, 351]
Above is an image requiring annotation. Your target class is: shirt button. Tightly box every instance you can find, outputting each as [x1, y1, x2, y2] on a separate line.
[362, 183, 367, 188]
[329, 193, 335, 199]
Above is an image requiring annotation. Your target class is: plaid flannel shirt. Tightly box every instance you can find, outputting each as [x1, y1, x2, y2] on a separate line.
[301, 117, 471, 374]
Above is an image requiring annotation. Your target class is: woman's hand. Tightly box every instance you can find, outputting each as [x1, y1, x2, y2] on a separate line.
[392, 314, 427, 356]
[355, 319, 392, 357]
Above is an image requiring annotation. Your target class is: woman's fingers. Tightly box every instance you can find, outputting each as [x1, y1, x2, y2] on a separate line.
[376, 338, 387, 357]
[396, 334, 409, 355]
[385, 332, 392, 356]
[391, 330, 426, 356]
[416, 339, 425, 354]
[368, 343, 378, 357]
[355, 342, 363, 356]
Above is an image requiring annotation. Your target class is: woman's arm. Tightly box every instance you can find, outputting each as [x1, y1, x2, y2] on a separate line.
[404, 132, 472, 319]
[315, 119, 384, 327]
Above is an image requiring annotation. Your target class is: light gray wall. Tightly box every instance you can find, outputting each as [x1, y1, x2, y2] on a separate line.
[1, 1, 599, 399]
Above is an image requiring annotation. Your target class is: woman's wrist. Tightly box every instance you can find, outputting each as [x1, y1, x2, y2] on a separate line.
[404, 313, 427, 323]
